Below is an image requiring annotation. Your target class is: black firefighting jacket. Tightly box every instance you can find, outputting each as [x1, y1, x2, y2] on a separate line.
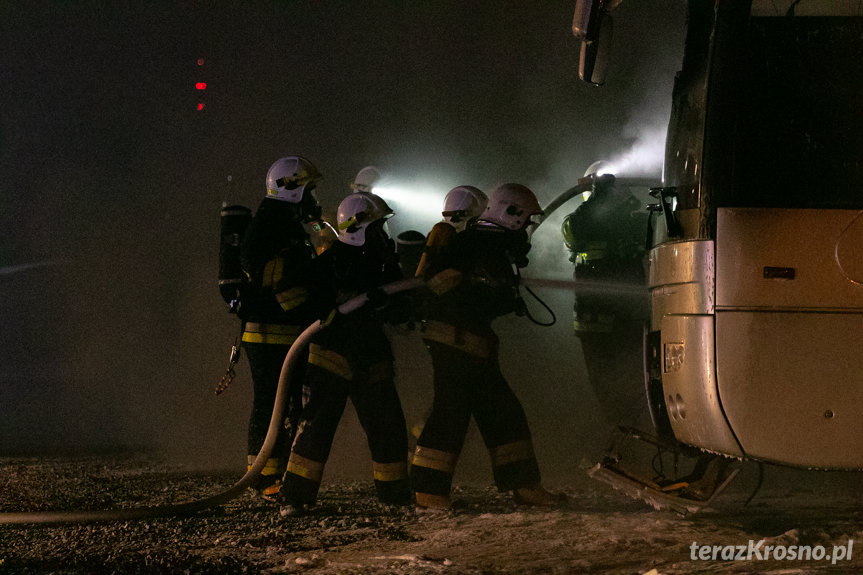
[306, 237, 406, 365]
[418, 223, 527, 337]
[239, 198, 317, 344]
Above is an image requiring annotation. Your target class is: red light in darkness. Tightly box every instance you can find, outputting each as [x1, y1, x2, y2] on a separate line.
[195, 82, 207, 90]
[197, 103, 205, 111]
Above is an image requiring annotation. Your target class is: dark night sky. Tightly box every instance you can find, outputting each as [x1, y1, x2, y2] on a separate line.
[0, 2, 685, 482]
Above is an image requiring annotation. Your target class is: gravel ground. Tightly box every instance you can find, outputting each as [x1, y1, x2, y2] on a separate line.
[2, 452, 863, 574]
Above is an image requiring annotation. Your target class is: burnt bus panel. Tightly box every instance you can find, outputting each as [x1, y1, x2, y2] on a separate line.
[716, 311, 863, 468]
[716, 208, 863, 311]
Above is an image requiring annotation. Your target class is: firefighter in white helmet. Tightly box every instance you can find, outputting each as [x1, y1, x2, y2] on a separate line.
[414, 185, 488, 280]
[279, 191, 412, 514]
[563, 166, 730, 498]
[561, 165, 646, 336]
[238, 155, 322, 501]
[442, 185, 488, 232]
[411, 183, 566, 510]
[408, 185, 487, 438]
[561, 166, 648, 425]
[265, 155, 322, 204]
[350, 165, 382, 194]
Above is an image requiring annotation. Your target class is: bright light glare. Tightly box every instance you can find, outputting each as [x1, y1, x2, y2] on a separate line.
[371, 184, 446, 235]
[373, 185, 443, 218]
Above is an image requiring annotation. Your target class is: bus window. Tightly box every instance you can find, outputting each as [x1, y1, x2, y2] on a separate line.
[723, 17, 863, 209]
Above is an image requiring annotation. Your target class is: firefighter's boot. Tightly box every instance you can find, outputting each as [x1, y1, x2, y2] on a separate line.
[249, 457, 286, 502]
[415, 492, 453, 512]
[258, 478, 283, 502]
[512, 484, 568, 507]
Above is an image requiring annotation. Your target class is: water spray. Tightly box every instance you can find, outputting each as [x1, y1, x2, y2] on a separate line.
[0, 260, 70, 277]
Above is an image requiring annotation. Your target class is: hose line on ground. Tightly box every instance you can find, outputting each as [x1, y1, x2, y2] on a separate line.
[0, 278, 424, 525]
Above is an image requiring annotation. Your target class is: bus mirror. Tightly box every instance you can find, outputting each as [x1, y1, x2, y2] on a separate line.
[649, 187, 682, 238]
[572, 0, 601, 40]
[579, 14, 613, 85]
[573, 0, 623, 40]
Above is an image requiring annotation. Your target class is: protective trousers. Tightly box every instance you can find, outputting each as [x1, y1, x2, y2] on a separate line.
[281, 345, 410, 506]
[412, 339, 541, 506]
[242, 339, 306, 488]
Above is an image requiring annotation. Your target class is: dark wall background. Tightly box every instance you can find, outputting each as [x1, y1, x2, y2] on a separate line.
[0, 1, 686, 484]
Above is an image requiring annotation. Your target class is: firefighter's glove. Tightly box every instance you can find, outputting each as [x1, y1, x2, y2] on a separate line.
[365, 287, 390, 310]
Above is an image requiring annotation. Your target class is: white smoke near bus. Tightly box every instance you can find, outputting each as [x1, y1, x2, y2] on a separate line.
[605, 121, 668, 178]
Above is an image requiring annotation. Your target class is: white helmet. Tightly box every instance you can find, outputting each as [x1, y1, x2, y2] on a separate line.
[442, 185, 488, 232]
[582, 160, 615, 200]
[266, 156, 322, 203]
[350, 165, 382, 193]
[480, 183, 543, 231]
[584, 160, 613, 178]
[336, 192, 394, 246]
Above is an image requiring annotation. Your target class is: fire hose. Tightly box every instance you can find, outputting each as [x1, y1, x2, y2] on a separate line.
[0, 277, 424, 525]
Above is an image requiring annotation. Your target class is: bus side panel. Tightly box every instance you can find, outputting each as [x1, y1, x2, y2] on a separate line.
[648, 239, 715, 329]
[660, 314, 743, 456]
[716, 208, 863, 311]
[716, 311, 863, 468]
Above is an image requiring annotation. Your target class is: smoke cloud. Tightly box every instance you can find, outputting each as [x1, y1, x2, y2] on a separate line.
[606, 123, 669, 177]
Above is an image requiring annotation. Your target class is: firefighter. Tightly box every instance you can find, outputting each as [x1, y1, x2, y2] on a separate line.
[279, 191, 412, 515]
[410, 185, 488, 439]
[562, 167, 731, 499]
[414, 185, 489, 275]
[560, 168, 648, 424]
[411, 183, 565, 510]
[239, 155, 323, 501]
[441, 185, 488, 233]
[351, 165, 382, 193]
[561, 168, 647, 335]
